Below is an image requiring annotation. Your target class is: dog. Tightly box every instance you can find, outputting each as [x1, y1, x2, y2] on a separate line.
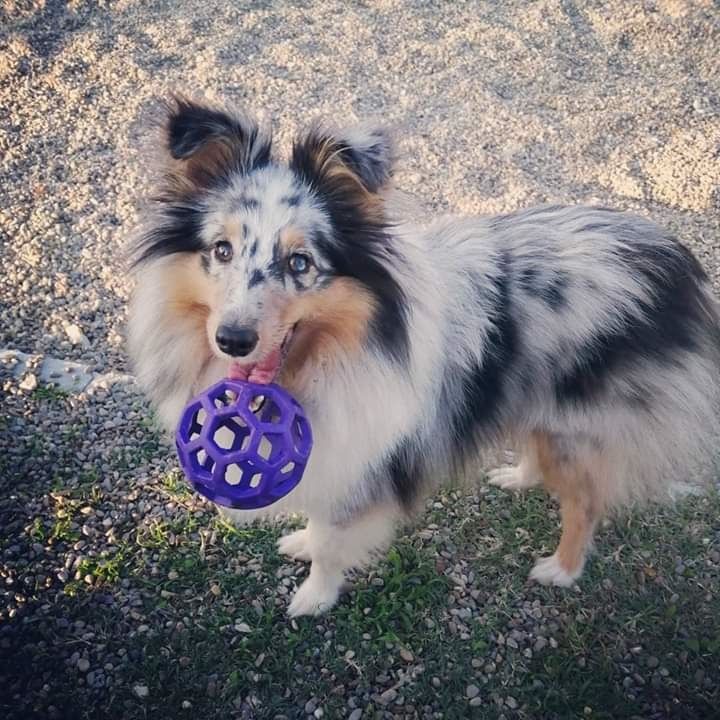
[128, 97, 720, 617]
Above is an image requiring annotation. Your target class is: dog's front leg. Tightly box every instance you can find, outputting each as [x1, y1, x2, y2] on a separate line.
[286, 503, 399, 617]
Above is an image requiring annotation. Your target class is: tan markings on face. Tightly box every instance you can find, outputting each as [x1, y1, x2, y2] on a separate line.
[223, 215, 244, 244]
[279, 226, 306, 253]
[280, 277, 375, 387]
[162, 253, 217, 325]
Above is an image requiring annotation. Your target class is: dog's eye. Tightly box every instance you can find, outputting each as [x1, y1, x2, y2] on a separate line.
[213, 240, 234, 263]
[288, 252, 312, 275]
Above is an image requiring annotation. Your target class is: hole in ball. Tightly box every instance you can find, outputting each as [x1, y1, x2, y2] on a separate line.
[212, 416, 251, 452]
[224, 463, 242, 485]
[191, 447, 215, 474]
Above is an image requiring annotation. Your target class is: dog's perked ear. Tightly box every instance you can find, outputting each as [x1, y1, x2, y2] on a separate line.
[161, 96, 272, 190]
[290, 123, 395, 196]
[334, 125, 395, 193]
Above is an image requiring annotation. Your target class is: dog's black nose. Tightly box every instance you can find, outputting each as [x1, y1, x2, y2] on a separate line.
[215, 325, 259, 357]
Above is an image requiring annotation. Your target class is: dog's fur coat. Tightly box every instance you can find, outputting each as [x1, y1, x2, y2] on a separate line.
[128, 98, 720, 615]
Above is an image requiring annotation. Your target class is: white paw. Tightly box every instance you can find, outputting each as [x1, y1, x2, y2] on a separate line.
[488, 465, 539, 491]
[530, 553, 582, 587]
[287, 571, 341, 617]
[277, 528, 312, 562]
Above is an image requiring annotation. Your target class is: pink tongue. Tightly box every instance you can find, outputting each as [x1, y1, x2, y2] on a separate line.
[228, 347, 282, 385]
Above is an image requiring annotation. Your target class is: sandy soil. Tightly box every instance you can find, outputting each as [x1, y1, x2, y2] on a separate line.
[1, 0, 719, 373]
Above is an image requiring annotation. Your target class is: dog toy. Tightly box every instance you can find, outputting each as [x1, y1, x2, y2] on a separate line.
[175, 379, 312, 509]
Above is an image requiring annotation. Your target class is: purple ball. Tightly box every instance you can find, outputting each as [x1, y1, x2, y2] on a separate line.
[175, 379, 312, 509]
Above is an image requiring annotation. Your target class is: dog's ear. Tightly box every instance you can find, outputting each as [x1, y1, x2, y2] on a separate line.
[161, 96, 272, 190]
[290, 123, 395, 196]
[334, 125, 395, 193]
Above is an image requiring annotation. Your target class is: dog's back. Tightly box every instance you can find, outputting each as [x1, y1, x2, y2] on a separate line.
[415, 205, 720, 505]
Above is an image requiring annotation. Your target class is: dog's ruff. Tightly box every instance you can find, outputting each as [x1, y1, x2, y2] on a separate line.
[128, 97, 720, 615]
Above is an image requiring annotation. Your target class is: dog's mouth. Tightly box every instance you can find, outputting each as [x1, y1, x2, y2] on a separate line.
[227, 324, 297, 385]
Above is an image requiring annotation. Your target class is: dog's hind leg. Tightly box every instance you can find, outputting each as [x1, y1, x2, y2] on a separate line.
[529, 432, 605, 587]
[287, 503, 399, 617]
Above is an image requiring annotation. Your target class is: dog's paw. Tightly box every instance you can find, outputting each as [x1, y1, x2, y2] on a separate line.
[530, 554, 582, 587]
[277, 529, 312, 562]
[287, 573, 341, 617]
[488, 465, 539, 491]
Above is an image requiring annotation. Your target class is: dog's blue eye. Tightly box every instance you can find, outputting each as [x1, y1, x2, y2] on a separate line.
[288, 252, 311, 275]
[213, 240, 233, 263]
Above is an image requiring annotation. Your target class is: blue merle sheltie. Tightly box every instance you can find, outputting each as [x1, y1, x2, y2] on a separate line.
[128, 97, 720, 616]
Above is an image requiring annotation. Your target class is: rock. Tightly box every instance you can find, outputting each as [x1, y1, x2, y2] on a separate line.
[77, 658, 90, 673]
[63, 322, 91, 348]
[20, 373, 38, 391]
[348, 709, 363, 720]
[466, 684, 480, 699]
[378, 688, 397, 705]
[133, 684, 149, 699]
[399, 648, 414, 663]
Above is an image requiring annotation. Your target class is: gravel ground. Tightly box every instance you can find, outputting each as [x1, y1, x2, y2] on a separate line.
[1, 1, 720, 719]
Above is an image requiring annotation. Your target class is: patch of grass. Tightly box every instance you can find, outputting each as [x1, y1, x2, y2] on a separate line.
[49, 515, 80, 544]
[159, 469, 193, 500]
[33, 384, 70, 402]
[64, 549, 130, 597]
[28, 517, 46, 541]
[7, 467, 719, 720]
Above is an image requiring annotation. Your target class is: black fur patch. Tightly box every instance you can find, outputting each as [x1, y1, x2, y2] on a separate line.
[555, 237, 712, 405]
[267, 240, 286, 284]
[541, 272, 570, 310]
[249, 239, 258, 257]
[519, 265, 569, 310]
[248, 268, 265, 288]
[386, 439, 422, 508]
[290, 136, 409, 364]
[281, 194, 302, 207]
[234, 196, 260, 212]
[448, 251, 518, 453]
[134, 203, 205, 265]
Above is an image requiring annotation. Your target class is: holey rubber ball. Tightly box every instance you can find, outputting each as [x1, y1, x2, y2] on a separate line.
[175, 379, 313, 510]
